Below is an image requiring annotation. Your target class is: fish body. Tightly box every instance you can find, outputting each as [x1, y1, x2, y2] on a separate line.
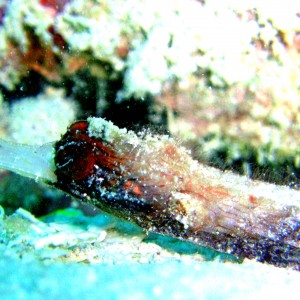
[1, 117, 300, 269]
[54, 117, 300, 269]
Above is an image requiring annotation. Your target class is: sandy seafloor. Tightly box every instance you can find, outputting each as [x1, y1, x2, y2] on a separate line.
[1, 255, 300, 300]
[1, 205, 300, 300]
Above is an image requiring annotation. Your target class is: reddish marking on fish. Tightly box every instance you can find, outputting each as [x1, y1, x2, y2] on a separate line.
[249, 194, 257, 204]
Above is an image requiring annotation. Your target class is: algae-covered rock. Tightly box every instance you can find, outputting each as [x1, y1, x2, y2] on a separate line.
[1, 0, 299, 179]
[8, 88, 77, 145]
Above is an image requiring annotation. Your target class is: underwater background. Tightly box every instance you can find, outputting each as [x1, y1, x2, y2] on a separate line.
[0, 0, 300, 299]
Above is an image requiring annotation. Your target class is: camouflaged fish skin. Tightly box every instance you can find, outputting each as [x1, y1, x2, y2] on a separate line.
[53, 117, 300, 270]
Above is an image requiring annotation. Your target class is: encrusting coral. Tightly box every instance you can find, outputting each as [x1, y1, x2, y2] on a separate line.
[8, 87, 77, 145]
